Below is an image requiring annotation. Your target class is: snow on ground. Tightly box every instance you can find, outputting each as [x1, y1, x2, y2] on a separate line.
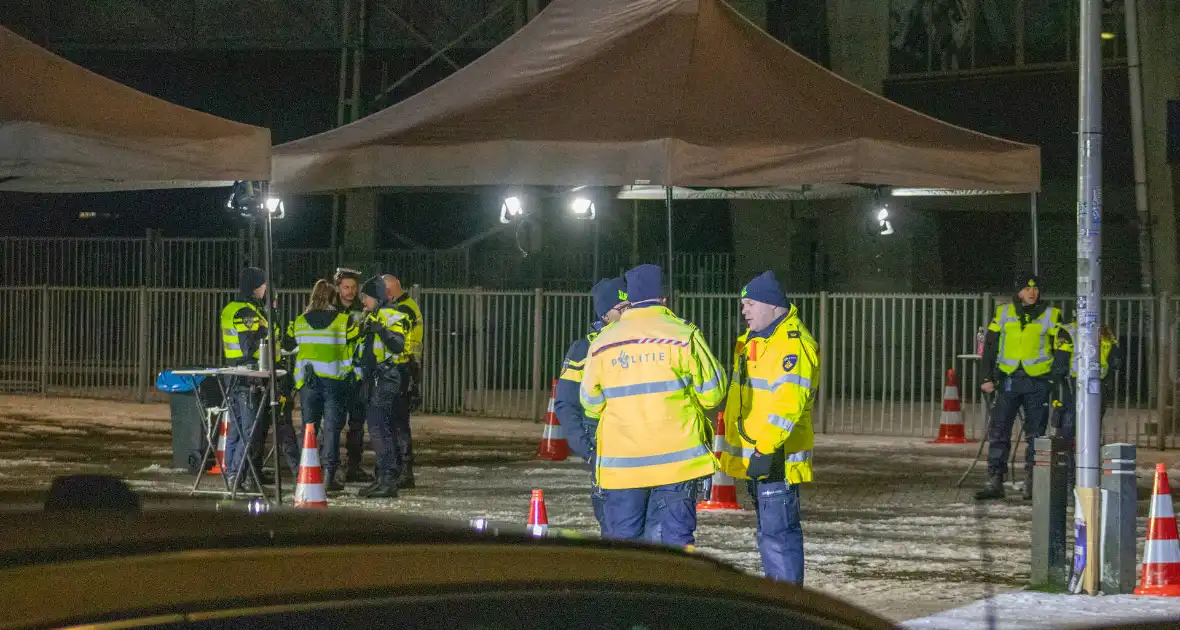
[903, 592, 1180, 629]
[2, 394, 1180, 626]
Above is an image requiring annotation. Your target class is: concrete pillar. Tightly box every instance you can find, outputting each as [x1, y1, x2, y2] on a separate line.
[341, 190, 379, 269]
[1139, 0, 1179, 292]
[825, 0, 890, 93]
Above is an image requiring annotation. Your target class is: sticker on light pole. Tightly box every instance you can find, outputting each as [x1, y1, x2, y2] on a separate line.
[1087, 378, 1102, 395]
[1068, 488, 1087, 594]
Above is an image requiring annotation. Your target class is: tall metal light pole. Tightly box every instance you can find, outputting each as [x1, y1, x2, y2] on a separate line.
[1075, 0, 1104, 595]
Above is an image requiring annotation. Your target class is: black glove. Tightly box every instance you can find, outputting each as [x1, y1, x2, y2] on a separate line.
[746, 449, 773, 480]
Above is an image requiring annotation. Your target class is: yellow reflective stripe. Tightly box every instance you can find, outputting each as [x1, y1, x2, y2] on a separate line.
[559, 367, 584, 383]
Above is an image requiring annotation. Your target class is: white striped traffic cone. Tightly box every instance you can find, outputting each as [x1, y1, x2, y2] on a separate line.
[294, 424, 328, 508]
[698, 413, 742, 511]
[209, 414, 228, 475]
[537, 380, 569, 461]
[930, 368, 971, 443]
[1135, 463, 1180, 596]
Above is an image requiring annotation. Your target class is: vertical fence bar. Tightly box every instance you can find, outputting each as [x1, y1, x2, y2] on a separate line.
[818, 291, 828, 434]
[136, 286, 149, 402]
[38, 285, 49, 394]
[532, 288, 544, 419]
[1159, 292, 1172, 450]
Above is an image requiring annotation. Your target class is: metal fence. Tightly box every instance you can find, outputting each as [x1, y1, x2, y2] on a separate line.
[2, 286, 1176, 448]
[0, 236, 737, 292]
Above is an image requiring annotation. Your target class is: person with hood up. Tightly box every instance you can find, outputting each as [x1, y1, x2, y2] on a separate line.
[354, 275, 412, 498]
[219, 266, 271, 492]
[555, 276, 628, 531]
[333, 267, 374, 484]
[579, 264, 726, 546]
[289, 279, 359, 491]
[976, 273, 1063, 501]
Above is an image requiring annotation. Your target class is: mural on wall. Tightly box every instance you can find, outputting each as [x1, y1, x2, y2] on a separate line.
[889, 0, 1014, 73]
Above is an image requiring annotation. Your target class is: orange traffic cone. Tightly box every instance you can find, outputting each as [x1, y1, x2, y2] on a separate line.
[527, 489, 549, 536]
[930, 368, 971, 444]
[294, 424, 328, 508]
[209, 415, 228, 475]
[537, 380, 569, 461]
[1135, 463, 1180, 596]
[698, 413, 742, 511]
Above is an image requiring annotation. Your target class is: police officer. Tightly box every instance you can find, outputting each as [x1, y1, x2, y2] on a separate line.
[976, 274, 1063, 501]
[219, 266, 269, 492]
[356, 275, 411, 498]
[580, 264, 727, 546]
[383, 274, 423, 489]
[1051, 322, 1124, 488]
[333, 268, 374, 484]
[720, 271, 816, 584]
[555, 276, 628, 531]
[290, 279, 359, 492]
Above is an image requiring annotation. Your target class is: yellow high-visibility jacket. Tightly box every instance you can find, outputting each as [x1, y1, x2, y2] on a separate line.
[1054, 322, 1115, 379]
[720, 306, 817, 484]
[580, 305, 727, 490]
[989, 303, 1061, 377]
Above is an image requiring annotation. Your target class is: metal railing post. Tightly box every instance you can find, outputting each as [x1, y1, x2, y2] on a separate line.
[39, 285, 49, 395]
[532, 288, 544, 420]
[818, 290, 829, 434]
[1158, 292, 1172, 450]
[136, 286, 150, 403]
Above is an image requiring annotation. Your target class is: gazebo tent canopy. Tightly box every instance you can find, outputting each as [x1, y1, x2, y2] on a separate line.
[0, 25, 270, 193]
[271, 0, 1040, 194]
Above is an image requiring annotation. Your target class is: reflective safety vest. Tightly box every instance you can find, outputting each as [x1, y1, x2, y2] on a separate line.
[579, 306, 727, 490]
[1054, 322, 1114, 379]
[291, 312, 357, 389]
[559, 330, 600, 385]
[393, 295, 424, 362]
[336, 301, 367, 381]
[220, 301, 266, 361]
[356, 306, 412, 376]
[989, 303, 1061, 377]
[720, 306, 817, 484]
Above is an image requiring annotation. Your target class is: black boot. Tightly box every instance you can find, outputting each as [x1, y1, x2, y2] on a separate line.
[359, 474, 399, 499]
[975, 476, 1005, 501]
[324, 469, 345, 493]
[397, 465, 415, 489]
[345, 463, 375, 483]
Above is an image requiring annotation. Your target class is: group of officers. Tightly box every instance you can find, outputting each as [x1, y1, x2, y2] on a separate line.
[975, 273, 1123, 501]
[555, 264, 816, 585]
[215, 262, 1118, 583]
[218, 266, 423, 499]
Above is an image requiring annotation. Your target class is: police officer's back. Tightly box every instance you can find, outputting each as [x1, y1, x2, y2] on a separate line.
[579, 264, 727, 546]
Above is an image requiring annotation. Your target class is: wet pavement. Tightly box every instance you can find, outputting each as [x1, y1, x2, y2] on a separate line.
[0, 394, 1155, 622]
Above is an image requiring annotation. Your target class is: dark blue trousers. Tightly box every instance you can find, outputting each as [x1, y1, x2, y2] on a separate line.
[747, 480, 804, 584]
[601, 479, 699, 546]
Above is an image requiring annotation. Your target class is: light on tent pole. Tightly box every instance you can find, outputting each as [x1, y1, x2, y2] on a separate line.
[260, 181, 282, 506]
